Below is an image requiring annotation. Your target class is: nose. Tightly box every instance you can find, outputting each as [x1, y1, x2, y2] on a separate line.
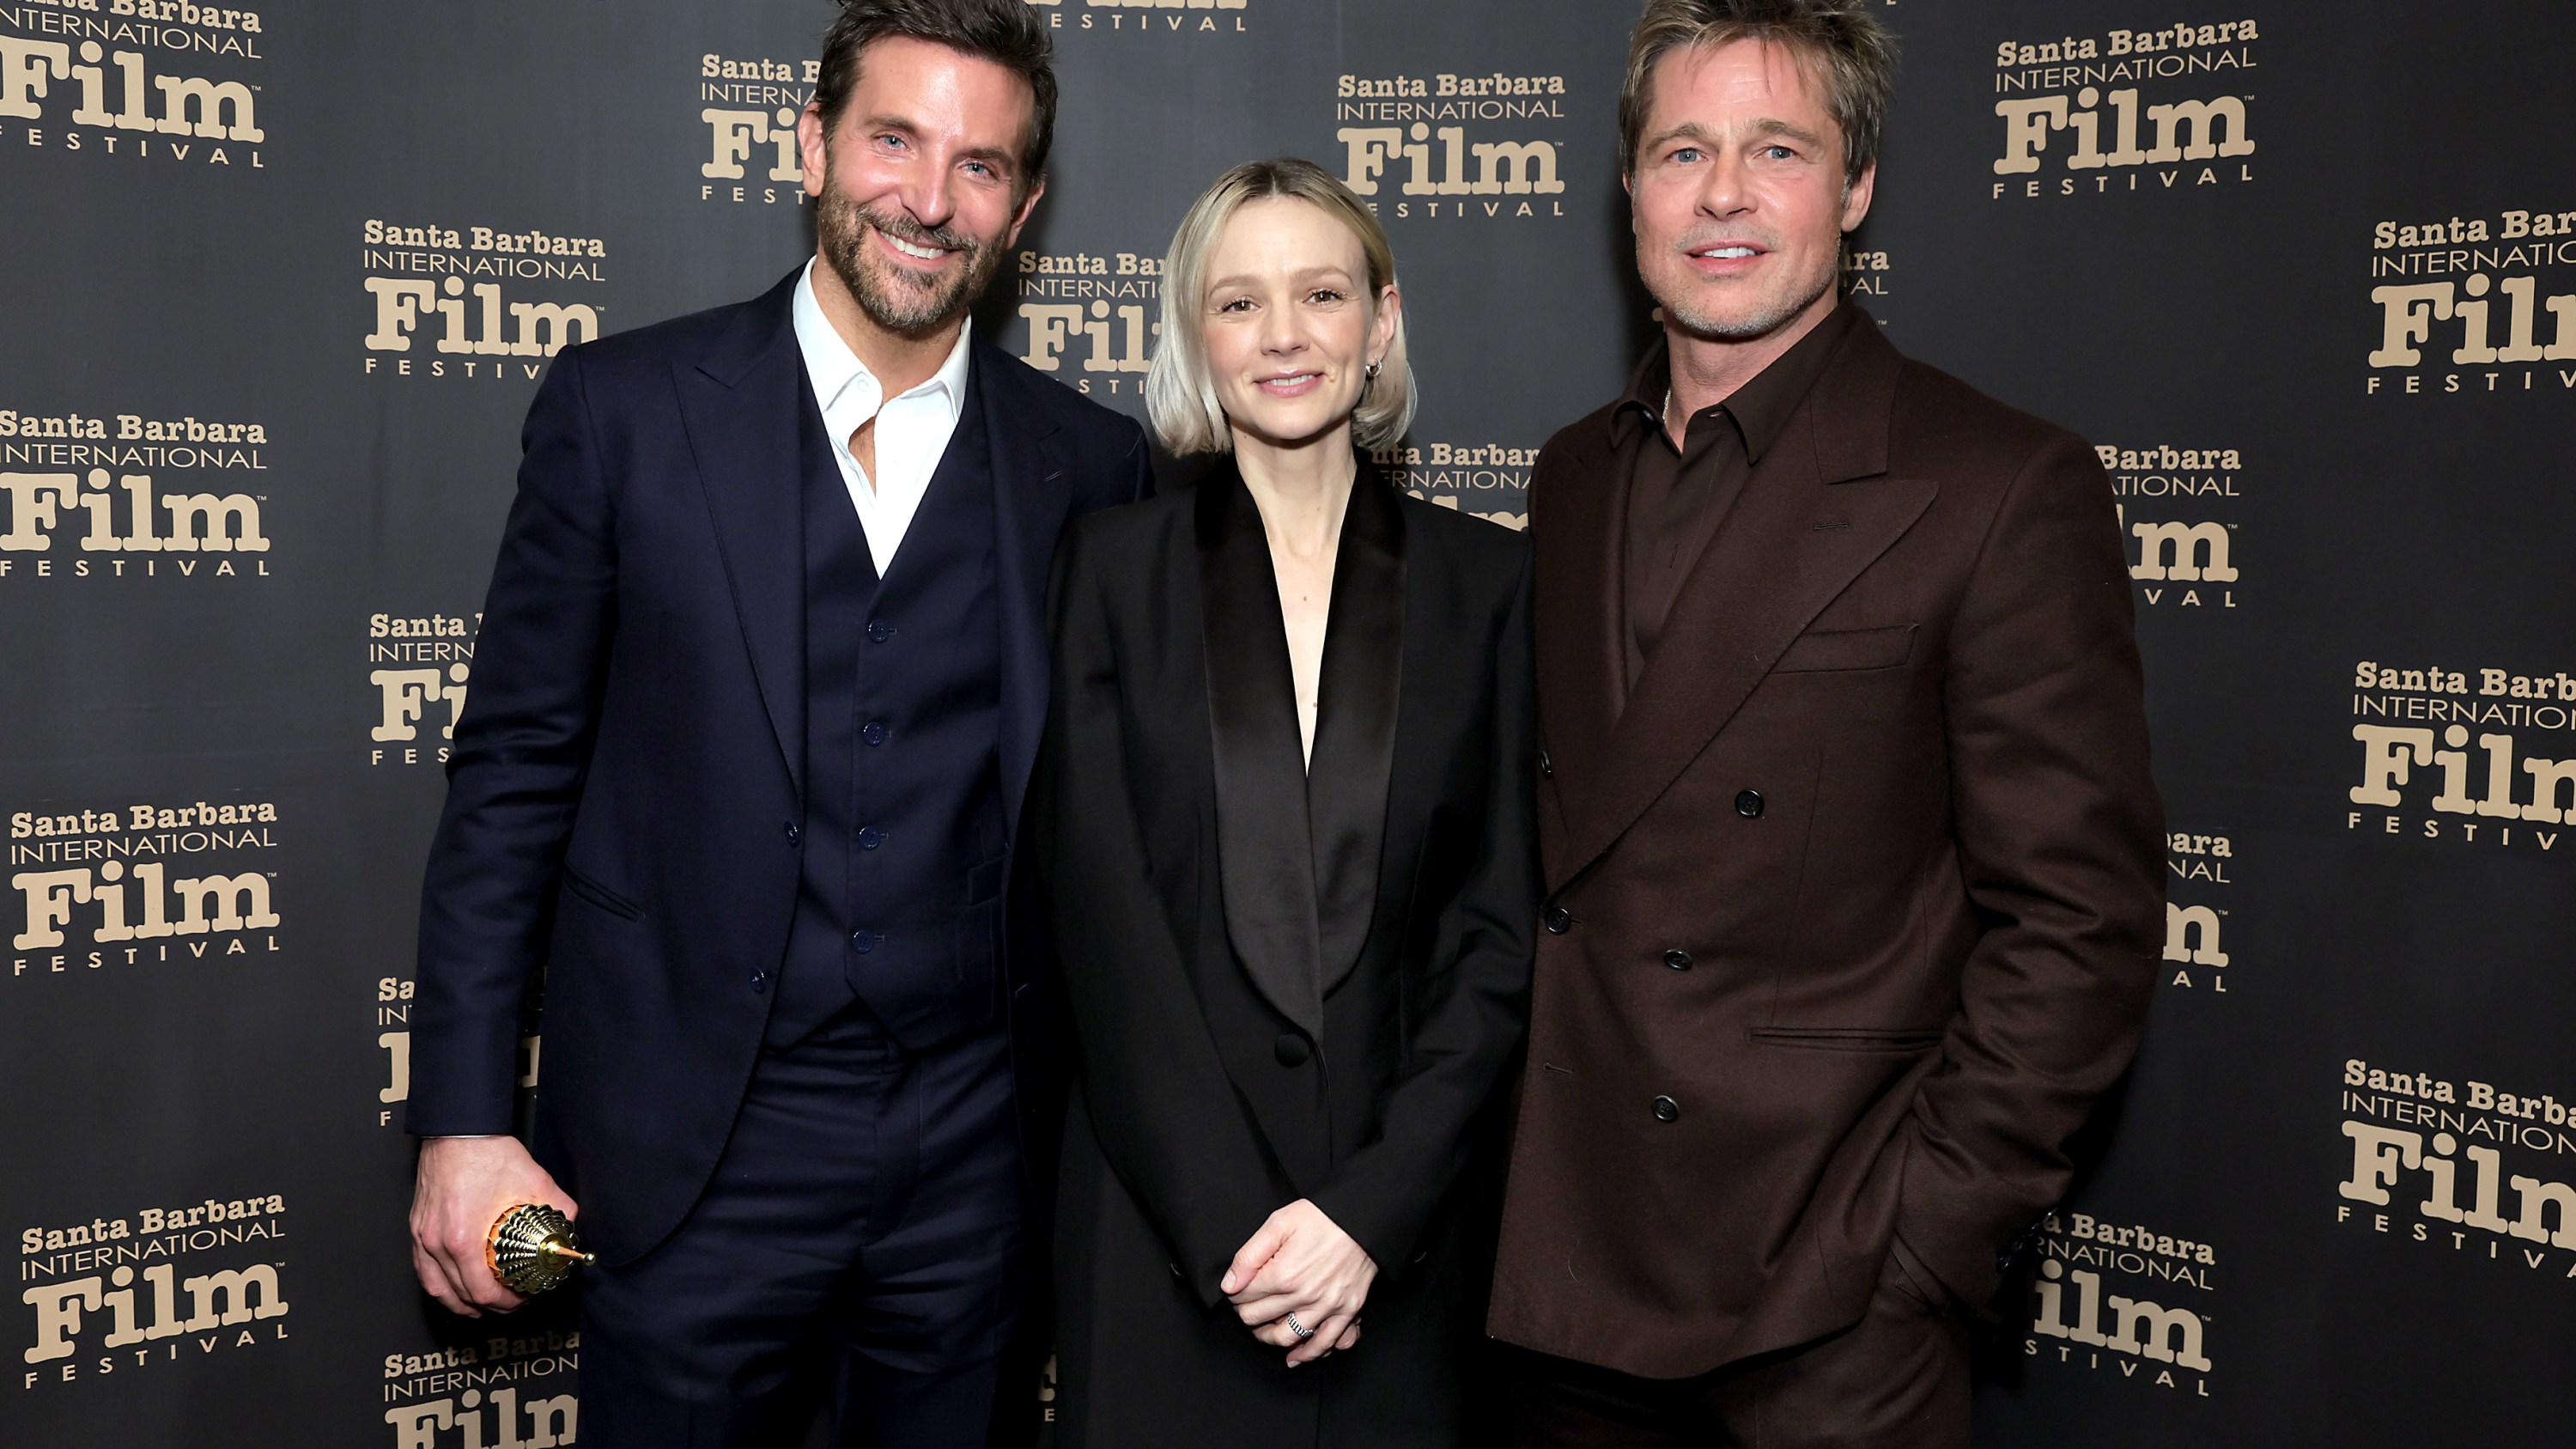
[900, 159, 957, 232]
[1258, 301, 1307, 357]
[1699, 146, 1753, 219]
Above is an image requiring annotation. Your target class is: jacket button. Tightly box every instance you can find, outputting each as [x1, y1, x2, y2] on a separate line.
[749, 970, 770, 994]
[1735, 789, 1765, 819]
[783, 821, 800, 846]
[1651, 1095, 1680, 1123]
[1274, 1033, 1310, 1067]
[867, 619, 896, 642]
[850, 930, 878, 953]
[1544, 906, 1573, 935]
[1664, 949, 1693, 971]
[858, 825, 885, 850]
[1539, 750, 1553, 778]
[861, 721, 888, 746]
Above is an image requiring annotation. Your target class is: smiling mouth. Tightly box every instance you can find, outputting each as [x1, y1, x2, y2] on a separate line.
[878, 230, 953, 263]
[1257, 372, 1323, 392]
[1694, 245, 1761, 259]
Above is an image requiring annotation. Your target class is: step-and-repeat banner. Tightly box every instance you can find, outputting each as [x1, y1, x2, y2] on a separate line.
[5, 2, 2569, 1444]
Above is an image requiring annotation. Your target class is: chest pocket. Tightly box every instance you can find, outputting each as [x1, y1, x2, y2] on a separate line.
[1773, 624, 1916, 673]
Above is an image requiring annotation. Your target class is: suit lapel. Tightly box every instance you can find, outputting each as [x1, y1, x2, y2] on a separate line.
[1196, 466, 1327, 1038]
[1530, 420, 1625, 851]
[673, 271, 806, 793]
[1550, 323, 1935, 892]
[981, 342, 1071, 842]
[1306, 467, 1404, 995]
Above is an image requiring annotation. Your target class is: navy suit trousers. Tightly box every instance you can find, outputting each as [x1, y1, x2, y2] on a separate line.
[577, 1008, 1025, 1448]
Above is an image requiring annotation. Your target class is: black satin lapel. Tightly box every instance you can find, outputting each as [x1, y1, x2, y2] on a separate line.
[1196, 470, 1326, 1037]
[1306, 471, 1403, 995]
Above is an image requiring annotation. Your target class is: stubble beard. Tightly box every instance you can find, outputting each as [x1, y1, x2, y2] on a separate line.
[815, 175, 1007, 339]
[1649, 245, 1838, 344]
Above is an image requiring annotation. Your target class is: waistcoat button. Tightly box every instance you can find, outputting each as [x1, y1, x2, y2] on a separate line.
[867, 619, 896, 642]
[858, 825, 885, 850]
[861, 721, 888, 746]
[1735, 789, 1765, 819]
[850, 930, 878, 953]
[1664, 949, 1693, 971]
[1651, 1095, 1680, 1123]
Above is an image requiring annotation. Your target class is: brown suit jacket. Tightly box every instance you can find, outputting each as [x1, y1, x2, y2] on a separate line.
[1486, 317, 2164, 1379]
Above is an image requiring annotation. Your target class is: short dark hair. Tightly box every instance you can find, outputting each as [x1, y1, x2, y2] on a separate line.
[812, 0, 1058, 185]
[1619, 0, 1897, 188]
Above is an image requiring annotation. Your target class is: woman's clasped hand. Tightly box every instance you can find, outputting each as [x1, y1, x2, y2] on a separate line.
[1222, 1198, 1376, 1367]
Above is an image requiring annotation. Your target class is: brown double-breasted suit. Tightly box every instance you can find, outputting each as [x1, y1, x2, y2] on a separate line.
[1488, 312, 2166, 1385]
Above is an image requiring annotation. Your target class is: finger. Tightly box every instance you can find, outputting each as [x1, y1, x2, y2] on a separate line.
[411, 1240, 475, 1318]
[1231, 1288, 1315, 1326]
[1334, 1322, 1361, 1351]
[436, 1228, 526, 1314]
[1223, 1220, 1289, 1297]
[1250, 1319, 1300, 1349]
[1286, 1312, 1352, 1367]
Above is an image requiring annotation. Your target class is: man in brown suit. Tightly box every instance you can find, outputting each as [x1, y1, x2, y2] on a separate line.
[1486, 3, 2165, 1444]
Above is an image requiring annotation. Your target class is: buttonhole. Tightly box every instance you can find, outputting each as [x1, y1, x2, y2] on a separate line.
[1541, 1062, 1573, 1076]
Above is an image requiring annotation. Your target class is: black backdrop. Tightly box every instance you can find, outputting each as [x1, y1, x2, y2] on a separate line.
[7, 2, 2573, 1444]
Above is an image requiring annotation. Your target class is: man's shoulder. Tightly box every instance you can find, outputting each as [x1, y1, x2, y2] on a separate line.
[1883, 349, 2097, 484]
[1531, 399, 1625, 475]
[975, 339, 1147, 458]
[560, 286, 785, 381]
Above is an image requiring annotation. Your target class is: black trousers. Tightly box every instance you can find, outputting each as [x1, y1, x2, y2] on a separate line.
[1504, 1245, 1970, 1449]
[578, 1009, 1026, 1448]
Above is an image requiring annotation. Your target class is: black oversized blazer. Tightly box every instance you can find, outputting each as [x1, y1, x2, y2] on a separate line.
[1028, 464, 1538, 1448]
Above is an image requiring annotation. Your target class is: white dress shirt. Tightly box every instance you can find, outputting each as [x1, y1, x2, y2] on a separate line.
[790, 257, 974, 575]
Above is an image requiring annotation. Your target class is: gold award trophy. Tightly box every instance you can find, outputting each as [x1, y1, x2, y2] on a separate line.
[486, 1203, 593, 1295]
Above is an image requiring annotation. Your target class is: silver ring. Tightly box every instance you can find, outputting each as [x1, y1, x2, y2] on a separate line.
[1285, 1312, 1314, 1340]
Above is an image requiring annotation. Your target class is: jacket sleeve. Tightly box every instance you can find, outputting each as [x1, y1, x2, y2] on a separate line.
[1897, 433, 2165, 1305]
[1030, 520, 1291, 1307]
[1309, 545, 1540, 1273]
[406, 348, 619, 1137]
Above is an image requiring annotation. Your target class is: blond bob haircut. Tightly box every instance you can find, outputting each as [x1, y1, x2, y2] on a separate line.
[1145, 158, 1417, 457]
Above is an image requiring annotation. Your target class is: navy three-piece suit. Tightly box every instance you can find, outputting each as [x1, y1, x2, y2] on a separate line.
[407, 268, 1150, 1444]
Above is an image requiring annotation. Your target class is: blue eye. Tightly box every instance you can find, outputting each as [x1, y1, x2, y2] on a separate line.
[1671, 147, 1703, 163]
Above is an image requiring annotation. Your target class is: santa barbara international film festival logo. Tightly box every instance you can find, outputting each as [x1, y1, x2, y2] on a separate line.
[367, 609, 477, 767]
[19, 1189, 289, 1391]
[381, 1333, 581, 1449]
[1990, 19, 2257, 200]
[2020, 1209, 2215, 1397]
[1024, 0, 1249, 37]
[697, 48, 813, 207]
[2346, 655, 2576, 856]
[2160, 827, 2231, 996]
[2362, 202, 2576, 397]
[8, 797, 280, 983]
[0, 0, 265, 170]
[0, 406, 271, 579]
[2102, 441, 2239, 612]
[1334, 68, 1571, 223]
[1012, 244, 1161, 400]
[374, 968, 539, 1130]
[1371, 440, 1530, 532]
[2341, 1056, 2576, 1288]
[361, 220, 607, 381]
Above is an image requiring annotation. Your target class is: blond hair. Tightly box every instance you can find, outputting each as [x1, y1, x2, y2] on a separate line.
[1620, 0, 1898, 187]
[1145, 158, 1417, 456]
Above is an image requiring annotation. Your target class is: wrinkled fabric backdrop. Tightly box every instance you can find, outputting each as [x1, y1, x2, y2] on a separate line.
[4, 1, 2571, 1443]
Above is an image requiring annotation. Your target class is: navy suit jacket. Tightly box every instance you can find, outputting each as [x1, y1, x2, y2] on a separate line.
[408, 269, 1151, 1263]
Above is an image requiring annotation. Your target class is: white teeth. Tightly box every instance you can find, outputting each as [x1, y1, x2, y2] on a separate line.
[884, 234, 946, 260]
[1706, 247, 1756, 259]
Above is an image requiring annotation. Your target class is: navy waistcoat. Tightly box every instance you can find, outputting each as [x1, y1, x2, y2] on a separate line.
[766, 364, 1008, 1051]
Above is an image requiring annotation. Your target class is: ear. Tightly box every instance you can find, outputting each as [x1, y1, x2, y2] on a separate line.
[1838, 160, 1877, 234]
[1004, 174, 1048, 251]
[1369, 282, 1402, 367]
[797, 103, 831, 200]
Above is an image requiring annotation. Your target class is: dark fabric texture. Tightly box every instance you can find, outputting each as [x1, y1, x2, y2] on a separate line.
[1488, 310, 2165, 1379]
[1498, 1245, 1971, 1449]
[767, 363, 1008, 1053]
[576, 1010, 1025, 1449]
[1610, 306, 1860, 692]
[406, 266, 1151, 1274]
[1196, 471, 1404, 1037]
[1028, 463, 1540, 1449]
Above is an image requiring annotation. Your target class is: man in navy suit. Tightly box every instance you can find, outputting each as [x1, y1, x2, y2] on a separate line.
[402, 3, 1149, 1442]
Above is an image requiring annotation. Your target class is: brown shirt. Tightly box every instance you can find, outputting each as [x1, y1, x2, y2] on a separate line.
[1612, 304, 1863, 697]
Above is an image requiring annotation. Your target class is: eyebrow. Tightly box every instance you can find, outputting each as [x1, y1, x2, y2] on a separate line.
[1205, 264, 1358, 293]
[1649, 117, 1826, 152]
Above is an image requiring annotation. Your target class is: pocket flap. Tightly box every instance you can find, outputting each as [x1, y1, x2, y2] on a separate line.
[1749, 1025, 1943, 1052]
[1773, 624, 1917, 673]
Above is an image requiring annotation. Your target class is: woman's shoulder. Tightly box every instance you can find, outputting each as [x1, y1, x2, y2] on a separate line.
[1393, 490, 1530, 586]
[1066, 486, 1194, 563]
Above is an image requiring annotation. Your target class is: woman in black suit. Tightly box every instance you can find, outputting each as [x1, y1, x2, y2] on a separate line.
[1027, 157, 1538, 1447]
